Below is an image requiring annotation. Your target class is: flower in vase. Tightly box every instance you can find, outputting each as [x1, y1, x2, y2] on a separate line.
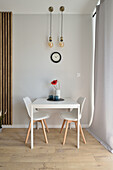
[51, 80, 57, 85]
[51, 80, 60, 90]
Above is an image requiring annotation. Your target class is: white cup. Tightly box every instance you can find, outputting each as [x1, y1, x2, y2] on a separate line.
[55, 90, 60, 99]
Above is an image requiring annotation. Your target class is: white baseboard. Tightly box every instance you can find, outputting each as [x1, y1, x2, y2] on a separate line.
[2, 124, 88, 129]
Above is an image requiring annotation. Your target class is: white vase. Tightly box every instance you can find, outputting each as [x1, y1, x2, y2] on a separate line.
[55, 89, 60, 99]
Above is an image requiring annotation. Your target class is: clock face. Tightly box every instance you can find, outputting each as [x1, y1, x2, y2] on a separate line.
[50, 52, 62, 63]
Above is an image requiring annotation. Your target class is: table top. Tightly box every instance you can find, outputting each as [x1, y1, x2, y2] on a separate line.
[32, 97, 80, 109]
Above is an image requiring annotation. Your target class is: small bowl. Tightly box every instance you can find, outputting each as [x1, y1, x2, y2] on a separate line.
[54, 96, 59, 101]
[48, 95, 53, 100]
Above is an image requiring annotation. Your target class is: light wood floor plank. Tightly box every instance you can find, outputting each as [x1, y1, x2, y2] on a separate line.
[0, 128, 113, 170]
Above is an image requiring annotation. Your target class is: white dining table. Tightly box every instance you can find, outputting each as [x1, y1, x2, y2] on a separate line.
[30, 97, 80, 149]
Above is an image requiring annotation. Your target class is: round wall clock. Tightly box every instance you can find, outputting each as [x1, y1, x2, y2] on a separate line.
[50, 52, 62, 63]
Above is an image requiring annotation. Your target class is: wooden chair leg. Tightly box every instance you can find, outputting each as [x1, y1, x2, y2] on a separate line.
[36, 121, 38, 129]
[25, 121, 31, 144]
[43, 119, 49, 132]
[60, 120, 66, 133]
[25, 120, 36, 144]
[80, 124, 86, 144]
[63, 120, 69, 145]
[41, 120, 48, 144]
[75, 121, 77, 132]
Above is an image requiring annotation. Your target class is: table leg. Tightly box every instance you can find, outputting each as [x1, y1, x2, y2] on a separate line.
[31, 105, 33, 149]
[77, 106, 80, 149]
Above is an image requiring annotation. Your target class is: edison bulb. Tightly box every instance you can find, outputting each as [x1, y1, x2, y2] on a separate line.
[48, 41, 53, 48]
[59, 37, 64, 47]
[59, 41, 64, 47]
[48, 36, 53, 48]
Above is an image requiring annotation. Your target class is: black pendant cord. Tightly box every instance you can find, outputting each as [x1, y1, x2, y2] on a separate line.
[61, 12, 63, 38]
[50, 12, 52, 37]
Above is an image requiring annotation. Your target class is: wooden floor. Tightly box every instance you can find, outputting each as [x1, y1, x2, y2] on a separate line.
[0, 128, 113, 170]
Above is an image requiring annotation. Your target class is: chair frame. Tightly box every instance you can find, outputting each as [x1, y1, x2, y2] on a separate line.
[60, 97, 86, 145]
[60, 119, 86, 145]
[23, 97, 49, 144]
[25, 119, 49, 144]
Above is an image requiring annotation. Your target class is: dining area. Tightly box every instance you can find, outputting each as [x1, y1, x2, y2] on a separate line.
[0, 0, 113, 169]
[23, 95, 86, 149]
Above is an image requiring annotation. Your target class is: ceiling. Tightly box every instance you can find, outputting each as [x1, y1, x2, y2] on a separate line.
[0, 0, 98, 14]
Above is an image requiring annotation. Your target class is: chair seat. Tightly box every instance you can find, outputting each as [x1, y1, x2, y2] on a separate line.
[33, 111, 50, 121]
[60, 109, 81, 121]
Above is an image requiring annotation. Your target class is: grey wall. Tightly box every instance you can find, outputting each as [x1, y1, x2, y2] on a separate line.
[13, 14, 93, 127]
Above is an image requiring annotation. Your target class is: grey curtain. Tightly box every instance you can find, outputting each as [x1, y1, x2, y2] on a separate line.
[90, 0, 113, 152]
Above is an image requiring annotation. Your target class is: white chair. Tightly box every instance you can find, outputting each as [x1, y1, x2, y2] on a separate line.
[23, 97, 50, 144]
[60, 97, 86, 145]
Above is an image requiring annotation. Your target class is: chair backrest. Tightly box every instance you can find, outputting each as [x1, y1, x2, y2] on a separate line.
[77, 97, 86, 114]
[23, 97, 32, 118]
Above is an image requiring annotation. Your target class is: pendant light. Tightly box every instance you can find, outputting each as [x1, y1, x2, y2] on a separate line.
[48, 6, 54, 48]
[59, 6, 65, 47]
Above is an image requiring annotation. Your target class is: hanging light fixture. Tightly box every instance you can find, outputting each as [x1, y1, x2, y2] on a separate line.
[59, 6, 65, 47]
[48, 6, 54, 48]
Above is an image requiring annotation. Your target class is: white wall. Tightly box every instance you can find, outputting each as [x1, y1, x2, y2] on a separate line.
[13, 14, 93, 127]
